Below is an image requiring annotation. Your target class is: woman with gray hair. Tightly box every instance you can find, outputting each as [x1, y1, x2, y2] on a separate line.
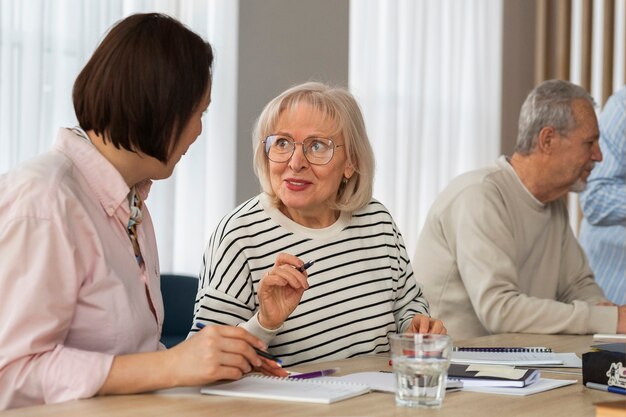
[192, 82, 445, 367]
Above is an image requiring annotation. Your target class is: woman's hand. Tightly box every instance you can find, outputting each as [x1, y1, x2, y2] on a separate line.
[257, 253, 309, 330]
[168, 325, 269, 386]
[99, 324, 275, 394]
[405, 314, 447, 334]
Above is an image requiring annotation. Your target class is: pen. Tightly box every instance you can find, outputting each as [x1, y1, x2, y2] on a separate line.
[585, 382, 626, 395]
[288, 367, 339, 379]
[195, 322, 282, 365]
[297, 259, 316, 273]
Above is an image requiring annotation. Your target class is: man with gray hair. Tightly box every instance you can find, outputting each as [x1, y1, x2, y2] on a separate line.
[413, 79, 625, 340]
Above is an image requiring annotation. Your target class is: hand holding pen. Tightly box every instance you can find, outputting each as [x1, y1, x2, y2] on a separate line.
[195, 322, 282, 364]
[195, 322, 287, 378]
[169, 321, 283, 384]
[257, 253, 316, 330]
[297, 259, 316, 272]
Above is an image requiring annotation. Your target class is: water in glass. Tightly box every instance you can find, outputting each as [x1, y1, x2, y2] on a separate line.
[393, 356, 448, 408]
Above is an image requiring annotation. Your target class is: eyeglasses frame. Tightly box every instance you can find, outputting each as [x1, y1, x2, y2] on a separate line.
[262, 135, 345, 166]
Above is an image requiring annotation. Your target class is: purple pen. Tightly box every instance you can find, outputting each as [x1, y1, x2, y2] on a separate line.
[288, 367, 339, 379]
[297, 259, 316, 273]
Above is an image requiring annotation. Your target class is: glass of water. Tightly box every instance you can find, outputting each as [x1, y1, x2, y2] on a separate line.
[389, 333, 453, 408]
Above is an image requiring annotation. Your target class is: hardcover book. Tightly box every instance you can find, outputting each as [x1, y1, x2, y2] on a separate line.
[583, 348, 626, 389]
[448, 364, 540, 387]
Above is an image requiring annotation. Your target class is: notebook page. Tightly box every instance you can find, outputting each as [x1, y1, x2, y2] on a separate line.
[201, 375, 370, 404]
[451, 351, 563, 366]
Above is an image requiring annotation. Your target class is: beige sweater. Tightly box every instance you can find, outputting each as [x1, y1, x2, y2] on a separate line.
[414, 156, 618, 340]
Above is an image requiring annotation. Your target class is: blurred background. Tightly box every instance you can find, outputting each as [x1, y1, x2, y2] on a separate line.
[1, 0, 624, 276]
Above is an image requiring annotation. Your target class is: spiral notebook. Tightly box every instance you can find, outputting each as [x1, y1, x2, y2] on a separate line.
[453, 347, 554, 353]
[201, 374, 370, 404]
[451, 346, 581, 367]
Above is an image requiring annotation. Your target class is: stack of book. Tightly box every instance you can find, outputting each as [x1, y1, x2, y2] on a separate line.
[583, 334, 626, 396]
[448, 346, 579, 395]
[448, 363, 540, 387]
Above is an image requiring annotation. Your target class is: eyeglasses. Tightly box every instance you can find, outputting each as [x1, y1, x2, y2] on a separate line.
[263, 135, 344, 165]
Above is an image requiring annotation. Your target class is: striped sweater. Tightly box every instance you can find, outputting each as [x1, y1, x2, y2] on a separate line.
[192, 193, 429, 366]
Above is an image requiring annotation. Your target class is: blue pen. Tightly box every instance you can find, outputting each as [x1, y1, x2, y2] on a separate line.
[297, 259, 316, 273]
[288, 367, 339, 379]
[195, 322, 282, 365]
[585, 382, 626, 395]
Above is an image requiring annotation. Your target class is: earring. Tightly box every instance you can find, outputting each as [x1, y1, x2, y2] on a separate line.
[342, 177, 348, 185]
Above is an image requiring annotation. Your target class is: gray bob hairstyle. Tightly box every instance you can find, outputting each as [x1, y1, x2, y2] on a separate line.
[252, 82, 375, 212]
[515, 79, 595, 155]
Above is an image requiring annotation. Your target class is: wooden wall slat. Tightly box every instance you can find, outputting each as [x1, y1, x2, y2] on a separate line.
[602, 0, 615, 105]
[556, 0, 572, 79]
[535, 0, 549, 83]
[580, 0, 593, 91]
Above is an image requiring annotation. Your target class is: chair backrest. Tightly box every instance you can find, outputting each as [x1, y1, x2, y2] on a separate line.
[160, 274, 199, 348]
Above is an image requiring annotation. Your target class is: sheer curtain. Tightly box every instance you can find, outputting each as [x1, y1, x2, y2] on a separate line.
[0, 0, 238, 276]
[349, 0, 502, 256]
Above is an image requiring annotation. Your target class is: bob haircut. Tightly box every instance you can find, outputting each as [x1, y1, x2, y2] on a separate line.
[73, 13, 213, 163]
[515, 79, 595, 155]
[253, 82, 375, 213]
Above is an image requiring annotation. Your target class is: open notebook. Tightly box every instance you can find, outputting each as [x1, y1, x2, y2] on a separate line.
[201, 374, 370, 404]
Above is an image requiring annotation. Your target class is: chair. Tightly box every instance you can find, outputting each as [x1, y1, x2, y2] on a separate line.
[159, 274, 199, 348]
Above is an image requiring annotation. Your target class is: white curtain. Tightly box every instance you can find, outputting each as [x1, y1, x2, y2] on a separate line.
[0, 0, 238, 276]
[349, 0, 503, 256]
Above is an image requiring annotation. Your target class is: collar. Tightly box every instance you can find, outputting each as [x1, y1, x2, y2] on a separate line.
[54, 128, 152, 218]
[497, 155, 546, 210]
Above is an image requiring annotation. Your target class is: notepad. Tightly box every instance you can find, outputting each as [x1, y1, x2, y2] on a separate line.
[450, 350, 583, 367]
[593, 333, 626, 343]
[461, 378, 577, 396]
[201, 374, 370, 404]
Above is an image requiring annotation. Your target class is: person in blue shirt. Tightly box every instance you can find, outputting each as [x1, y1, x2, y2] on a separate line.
[579, 86, 626, 305]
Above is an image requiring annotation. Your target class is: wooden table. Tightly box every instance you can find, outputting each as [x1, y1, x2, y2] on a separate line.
[3, 334, 618, 417]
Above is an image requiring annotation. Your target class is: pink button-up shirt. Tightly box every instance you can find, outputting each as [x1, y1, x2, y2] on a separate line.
[0, 128, 164, 409]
